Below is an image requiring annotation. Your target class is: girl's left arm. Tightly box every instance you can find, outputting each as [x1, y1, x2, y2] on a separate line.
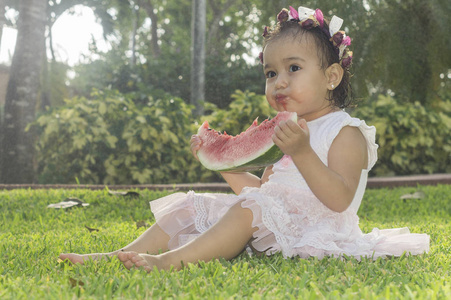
[273, 120, 368, 212]
[220, 165, 273, 195]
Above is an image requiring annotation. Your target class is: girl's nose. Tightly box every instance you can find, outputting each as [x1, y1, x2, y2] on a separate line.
[275, 73, 288, 89]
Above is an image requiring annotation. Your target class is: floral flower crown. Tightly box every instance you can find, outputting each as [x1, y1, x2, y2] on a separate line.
[260, 6, 353, 69]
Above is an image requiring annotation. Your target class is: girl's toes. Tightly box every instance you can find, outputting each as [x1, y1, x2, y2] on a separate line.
[122, 260, 135, 270]
[117, 252, 155, 273]
[131, 254, 146, 264]
[117, 251, 136, 262]
[117, 251, 126, 262]
[133, 258, 153, 273]
[133, 258, 148, 268]
[118, 251, 143, 270]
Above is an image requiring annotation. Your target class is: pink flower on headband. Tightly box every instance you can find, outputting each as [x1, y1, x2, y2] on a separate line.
[262, 26, 269, 37]
[314, 9, 324, 27]
[332, 32, 351, 47]
[289, 6, 299, 20]
[337, 34, 351, 59]
[342, 36, 351, 46]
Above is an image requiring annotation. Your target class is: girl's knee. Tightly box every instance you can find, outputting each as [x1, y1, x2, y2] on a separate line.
[227, 202, 257, 234]
[230, 201, 252, 217]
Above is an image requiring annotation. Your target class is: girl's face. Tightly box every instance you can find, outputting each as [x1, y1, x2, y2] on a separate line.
[263, 35, 334, 121]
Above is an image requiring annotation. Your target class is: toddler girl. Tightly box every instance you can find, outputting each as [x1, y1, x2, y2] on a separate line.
[60, 5, 430, 272]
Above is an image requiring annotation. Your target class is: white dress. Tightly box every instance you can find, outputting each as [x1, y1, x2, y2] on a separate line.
[150, 111, 430, 259]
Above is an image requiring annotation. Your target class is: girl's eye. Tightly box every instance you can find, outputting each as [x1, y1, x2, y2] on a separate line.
[289, 65, 301, 72]
[266, 71, 276, 78]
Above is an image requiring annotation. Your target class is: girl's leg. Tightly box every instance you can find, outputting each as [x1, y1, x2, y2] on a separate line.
[59, 223, 170, 264]
[118, 202, 256, 272]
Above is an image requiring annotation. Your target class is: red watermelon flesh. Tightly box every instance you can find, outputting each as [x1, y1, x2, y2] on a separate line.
[197, 111, 297, 171]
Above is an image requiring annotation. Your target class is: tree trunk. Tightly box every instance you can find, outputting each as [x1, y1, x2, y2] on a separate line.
[130, 5, 139, 66]
[190, 0, 206, 116]
[138, 0, 160, 58]
[0, 0, 47, 183]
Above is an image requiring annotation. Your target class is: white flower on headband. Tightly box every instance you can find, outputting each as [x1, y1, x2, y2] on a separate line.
[288, 6, 317, 22]
[329, 16, 351, 60]
[287, 6, 324, 29]
[297, 6, 315, 22]
[329, 16, 344, 37]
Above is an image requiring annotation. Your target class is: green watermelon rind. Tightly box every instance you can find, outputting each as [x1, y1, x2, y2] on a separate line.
[216, 144, 284, 172]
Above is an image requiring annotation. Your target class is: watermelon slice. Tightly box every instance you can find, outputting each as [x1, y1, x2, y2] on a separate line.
[197, 112, 297, 172]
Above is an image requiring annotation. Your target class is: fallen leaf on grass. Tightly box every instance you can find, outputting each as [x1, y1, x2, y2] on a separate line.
[47, 198, 89, 209]
[108, 190, 141, 198]
[136, 221, 150, 229]
[69, 277, 85, 288]
[85, 225, 100, 232]
[400, 191, 426, 200]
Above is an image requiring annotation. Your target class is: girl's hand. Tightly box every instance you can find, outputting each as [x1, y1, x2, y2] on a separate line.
[272, 119, 311, 157]
[190, 134, 202, 161]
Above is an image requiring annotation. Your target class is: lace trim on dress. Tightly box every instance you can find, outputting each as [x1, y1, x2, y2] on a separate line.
[193, 192, 210, 233]
[243, 184, 353, 257]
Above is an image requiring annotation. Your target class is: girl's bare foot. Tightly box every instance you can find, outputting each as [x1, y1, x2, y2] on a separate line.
[117, 251, 164, 273]
[59, 252, 115, 264]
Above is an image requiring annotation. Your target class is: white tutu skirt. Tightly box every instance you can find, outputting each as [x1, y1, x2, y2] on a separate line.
[150, 190, 430, 260]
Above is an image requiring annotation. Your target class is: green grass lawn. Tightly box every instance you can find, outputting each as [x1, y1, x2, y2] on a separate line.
[0, 185, 450, 299]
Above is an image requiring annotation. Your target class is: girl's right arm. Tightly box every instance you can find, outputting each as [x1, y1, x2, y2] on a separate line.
[191, 135, 273, 195]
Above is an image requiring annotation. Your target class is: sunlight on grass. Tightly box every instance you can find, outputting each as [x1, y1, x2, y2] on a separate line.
[0, 185, 450, 299]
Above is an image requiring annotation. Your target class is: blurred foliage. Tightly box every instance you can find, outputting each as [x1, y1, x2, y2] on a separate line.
[357, 0, 451, 104]
[40, 61, 70, 109]
[67, 0, 268, 108]
[32, 88, 450, 184]
[202, 90, 276, 135]
[64, 0, 451, 109]
[3, 0, 450, 108]
[354, 94, 451, 176]
[32, 89, 277, 184]
[31, 89, 199, 184]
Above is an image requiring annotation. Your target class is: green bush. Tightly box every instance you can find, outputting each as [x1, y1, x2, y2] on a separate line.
[32, 89, 197, 184]
[202, 90, 276, 135]
[32, 89, 278, 184]
[33, 89, 449, 184]
[354, 95, 451, 176]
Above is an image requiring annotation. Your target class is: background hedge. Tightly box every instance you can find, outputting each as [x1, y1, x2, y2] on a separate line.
[32, 89, 451, 184]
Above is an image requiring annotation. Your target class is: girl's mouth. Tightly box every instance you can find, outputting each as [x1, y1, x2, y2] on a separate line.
[275, 95, 288, 110]
[275, 94, 287, 104]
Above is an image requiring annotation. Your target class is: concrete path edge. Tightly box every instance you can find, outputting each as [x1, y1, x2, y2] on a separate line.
[0, 174, 449, 192]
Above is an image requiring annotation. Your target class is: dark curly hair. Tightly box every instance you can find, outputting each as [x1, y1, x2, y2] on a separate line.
[262, 20, 353, 109]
